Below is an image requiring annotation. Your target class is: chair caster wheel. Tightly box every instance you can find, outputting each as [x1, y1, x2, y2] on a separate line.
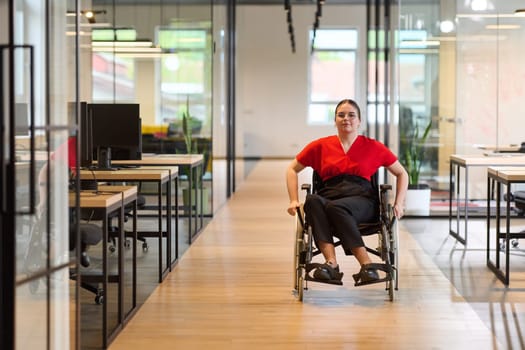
[109, 245, 116, 253]
[124, 239, 131, 248]
[95, 295, 104, 305]
[142, 242, 148, 252]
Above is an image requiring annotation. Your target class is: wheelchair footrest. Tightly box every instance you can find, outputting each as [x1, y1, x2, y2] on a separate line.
[305, 263, 344, 286]
[352, 263, 392, 287]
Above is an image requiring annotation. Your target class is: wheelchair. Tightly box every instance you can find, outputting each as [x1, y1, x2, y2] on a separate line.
[293, 171, 399, 302]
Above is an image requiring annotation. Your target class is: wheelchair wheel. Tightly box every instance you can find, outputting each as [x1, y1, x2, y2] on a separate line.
[391, 209, 400, 301]
[293, 207, 309, 301]
[384, 204, 398, 302]
[293, 211, 303, 292]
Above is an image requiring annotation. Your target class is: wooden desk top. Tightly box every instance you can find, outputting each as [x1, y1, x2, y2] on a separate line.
[450, 154, 525, 166]
[98, 185, 138, 198]
[70, 191, 122, 209]
[79, 167, 175, 182]
[132, 165, 178, 176]
[487, 166, 525, 182]
[112, 154, 203, 167]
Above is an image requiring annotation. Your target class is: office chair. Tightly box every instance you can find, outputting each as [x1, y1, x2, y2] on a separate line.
[107, 193, 147, 252]
[69, 220, 105, 304]
[79, 179, 148, 253]
[501, 190, 525, 249]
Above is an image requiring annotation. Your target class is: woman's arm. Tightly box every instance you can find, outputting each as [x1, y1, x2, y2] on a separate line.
[286, 159, 306, 216]
[386, 160, 409, 218]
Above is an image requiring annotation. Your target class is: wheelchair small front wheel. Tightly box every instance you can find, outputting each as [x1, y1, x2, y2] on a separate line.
[387, 274, 395, 301]
[298, 276, 304, 302]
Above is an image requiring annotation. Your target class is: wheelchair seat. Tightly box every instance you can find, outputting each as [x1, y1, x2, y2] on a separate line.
[293, 170, 398, 302]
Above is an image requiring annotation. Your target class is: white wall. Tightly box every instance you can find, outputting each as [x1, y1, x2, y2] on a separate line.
[235, 5, 368, 158]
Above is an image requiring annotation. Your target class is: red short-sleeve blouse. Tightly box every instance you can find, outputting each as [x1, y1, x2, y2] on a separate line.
[296, 135, 397, 181]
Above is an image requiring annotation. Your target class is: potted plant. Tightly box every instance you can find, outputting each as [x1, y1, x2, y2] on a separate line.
[180, 97, 209, 214]
[400, 116, 433, 215]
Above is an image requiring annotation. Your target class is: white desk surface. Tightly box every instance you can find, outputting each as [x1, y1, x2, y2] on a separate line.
[450, 154, 525, 166]
[476, 144, 521, 152]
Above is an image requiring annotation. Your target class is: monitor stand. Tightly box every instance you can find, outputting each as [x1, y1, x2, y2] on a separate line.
[96, 147, 119, 171]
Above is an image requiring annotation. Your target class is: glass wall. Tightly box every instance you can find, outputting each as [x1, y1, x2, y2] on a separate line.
[1, 0, 80, 349]
[397, 1, 446, 200]
[308, 29, 358, 125]
[398, 0, 525, 210]
[91, 1, 214, 216]
[211, 3, 229, 211]
[455, 1, 525, 198]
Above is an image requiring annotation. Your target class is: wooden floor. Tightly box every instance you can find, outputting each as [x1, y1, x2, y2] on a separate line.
[108, 160, 525, 350]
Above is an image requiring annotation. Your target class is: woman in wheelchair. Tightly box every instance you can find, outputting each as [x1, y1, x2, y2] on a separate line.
[286, 99, 408, 286]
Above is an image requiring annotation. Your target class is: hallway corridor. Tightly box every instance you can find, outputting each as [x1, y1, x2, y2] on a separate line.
[108, 160, 514, 349]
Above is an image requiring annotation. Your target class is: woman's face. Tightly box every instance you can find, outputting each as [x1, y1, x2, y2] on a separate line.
[335, 102, 360, 134]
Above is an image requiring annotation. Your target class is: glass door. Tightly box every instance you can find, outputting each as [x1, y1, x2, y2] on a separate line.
[1, 0, 81, 349]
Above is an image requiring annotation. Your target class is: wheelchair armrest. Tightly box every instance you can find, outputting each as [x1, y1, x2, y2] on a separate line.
[380, 184, 392, 192]
[301, 183, 311, 194]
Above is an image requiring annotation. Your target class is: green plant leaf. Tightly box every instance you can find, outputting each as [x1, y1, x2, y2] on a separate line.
[402, 117, 432, 185]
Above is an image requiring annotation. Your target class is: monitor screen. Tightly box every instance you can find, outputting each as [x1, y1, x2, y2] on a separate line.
[88, 103, 142, 170]
[78, 102, 93, 168]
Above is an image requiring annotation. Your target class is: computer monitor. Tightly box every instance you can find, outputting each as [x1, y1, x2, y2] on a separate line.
[88, 103, 142, 170]
[78, 101, 93, 168]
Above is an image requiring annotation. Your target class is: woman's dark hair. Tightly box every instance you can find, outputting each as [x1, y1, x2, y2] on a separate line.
[335, 99, 361, 121]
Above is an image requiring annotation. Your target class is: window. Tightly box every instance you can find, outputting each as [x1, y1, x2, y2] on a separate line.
[309, 29, 358, 125]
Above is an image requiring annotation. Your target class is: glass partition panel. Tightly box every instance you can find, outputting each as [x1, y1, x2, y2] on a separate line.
[14, 0, 75, 349]
[455, 1, 525, 199]
[399, 0, 525, 210]
[211, 3, 228, 213]
[398, 0, 455, 212]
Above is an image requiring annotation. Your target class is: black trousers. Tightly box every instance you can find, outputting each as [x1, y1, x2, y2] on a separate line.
[304, 193, 377, 255]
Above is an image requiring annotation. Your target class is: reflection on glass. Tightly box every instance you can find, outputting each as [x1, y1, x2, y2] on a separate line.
[15, 211, 48, 282]
[49, 269, 71, 349]
[309, 29, 357, 125]
[16, 276, 47, 349]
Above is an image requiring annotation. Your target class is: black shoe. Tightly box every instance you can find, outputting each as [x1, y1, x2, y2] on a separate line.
[313, 264, 340, 280]
[352, 264, 381, 286]
[306, 263, 344, 286]
[360, 266, 379, 282]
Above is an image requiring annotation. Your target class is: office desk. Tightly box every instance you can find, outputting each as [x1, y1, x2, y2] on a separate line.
[486, 167, 525, 286]
[112, 154, 204, 244]
[71, 186, 137, 348]
[476, 144, 521, 152]
[79, 167, 177, 282]
[97, 185, 138, 324]
[449, 154, 525, 245]
[121, 165, 180, 268]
